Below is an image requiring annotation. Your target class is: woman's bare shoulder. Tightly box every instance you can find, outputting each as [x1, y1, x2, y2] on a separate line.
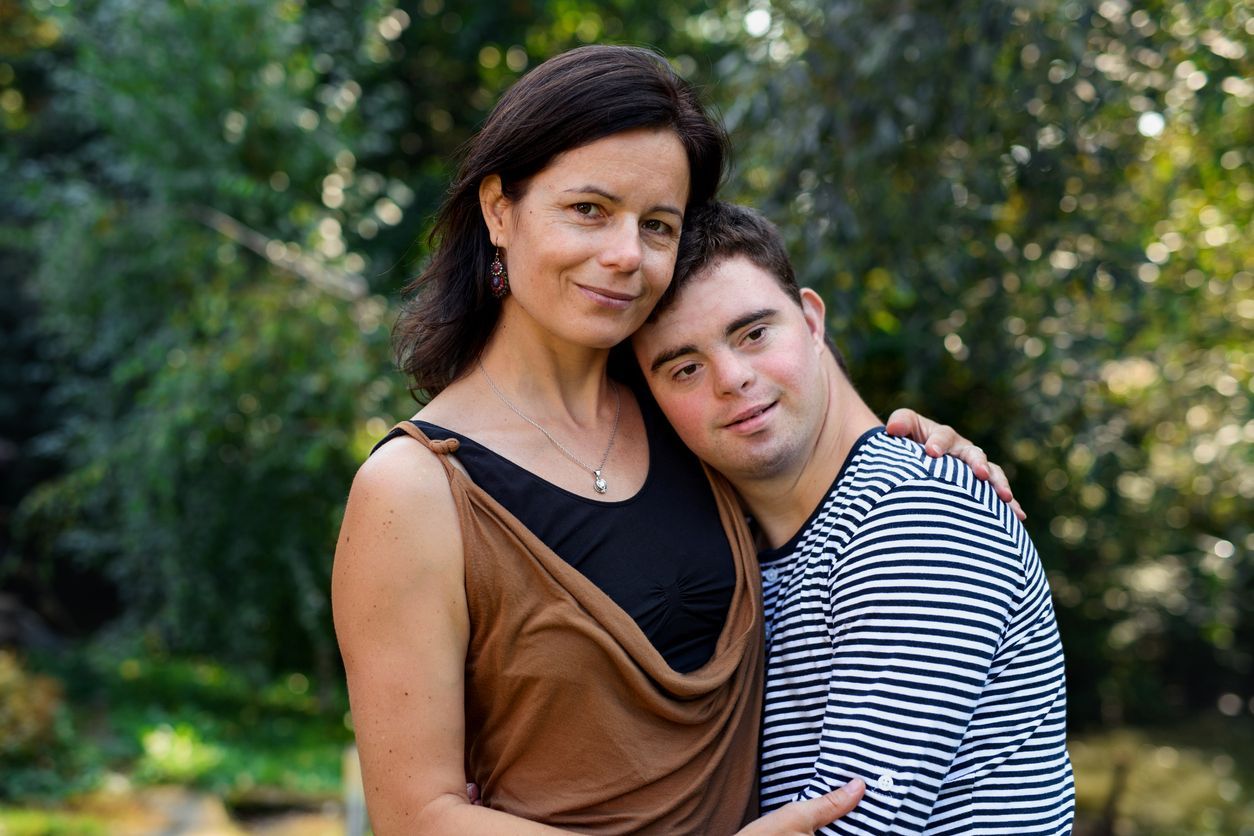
[335, 429, 464, 596]
[354, 426, 450, 495]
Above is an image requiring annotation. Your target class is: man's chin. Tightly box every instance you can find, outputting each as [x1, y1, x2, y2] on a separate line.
[708, 444, 795, 483]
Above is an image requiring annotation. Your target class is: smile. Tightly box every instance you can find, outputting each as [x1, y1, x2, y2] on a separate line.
[577, 284, 639, 309]
[723, 401, 777, 434]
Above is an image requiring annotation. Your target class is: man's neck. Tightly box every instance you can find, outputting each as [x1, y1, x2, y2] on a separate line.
[733, 362, 881, 549]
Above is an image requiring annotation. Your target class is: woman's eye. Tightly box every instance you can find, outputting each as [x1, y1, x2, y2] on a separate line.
[643, 218, 674, 235]
[574, 202, 597, 216]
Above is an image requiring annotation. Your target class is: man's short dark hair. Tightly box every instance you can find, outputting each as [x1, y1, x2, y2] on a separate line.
[652, 202, 847, 371]
[652, 202, 799, 318]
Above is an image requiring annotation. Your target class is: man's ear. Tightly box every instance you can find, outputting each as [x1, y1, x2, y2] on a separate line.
[479, 174, 511, 246]
[799, 288, 828, 350]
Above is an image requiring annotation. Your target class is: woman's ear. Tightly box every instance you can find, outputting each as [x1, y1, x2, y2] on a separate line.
[479, 174, 510, 246]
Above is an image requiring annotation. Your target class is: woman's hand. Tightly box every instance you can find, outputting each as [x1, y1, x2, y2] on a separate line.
[885, 409, 1025, 520]
[735, 779, 865, 835]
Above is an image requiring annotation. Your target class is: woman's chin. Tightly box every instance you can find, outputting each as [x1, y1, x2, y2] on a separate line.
[552, 313, 648, 350]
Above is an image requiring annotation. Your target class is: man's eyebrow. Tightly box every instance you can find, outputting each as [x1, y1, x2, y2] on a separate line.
[649, 308, 779, 373]
[649, 343, 698, 374]
[725, 308, 778, 337]
[563, 186, 683, 220]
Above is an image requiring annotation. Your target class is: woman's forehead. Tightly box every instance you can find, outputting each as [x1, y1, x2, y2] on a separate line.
[530, 129, 691, 202]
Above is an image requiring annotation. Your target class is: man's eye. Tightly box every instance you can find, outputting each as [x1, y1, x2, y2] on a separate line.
[574, 202, 597, 216]
[745, 326, 768, 342]
[674, 363, 699, 380]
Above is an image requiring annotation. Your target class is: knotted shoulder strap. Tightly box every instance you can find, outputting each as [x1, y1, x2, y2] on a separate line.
[386, 420, 461, 479]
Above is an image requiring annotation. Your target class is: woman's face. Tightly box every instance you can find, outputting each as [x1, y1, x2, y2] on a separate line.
[482, 128, 691, 349]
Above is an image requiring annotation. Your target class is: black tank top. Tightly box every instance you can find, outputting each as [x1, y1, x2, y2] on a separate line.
[375, 395, 735, 674]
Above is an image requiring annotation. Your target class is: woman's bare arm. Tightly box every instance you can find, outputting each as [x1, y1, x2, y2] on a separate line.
[332, 438, 568, 835]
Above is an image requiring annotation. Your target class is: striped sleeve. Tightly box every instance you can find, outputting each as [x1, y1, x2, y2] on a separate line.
[798, 478, 1044, 833]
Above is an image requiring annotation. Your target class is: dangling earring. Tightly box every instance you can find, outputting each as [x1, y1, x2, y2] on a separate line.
[489, 247, 509, 299]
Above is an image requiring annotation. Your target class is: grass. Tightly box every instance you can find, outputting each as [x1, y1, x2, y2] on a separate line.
[0, 809, 110, 836]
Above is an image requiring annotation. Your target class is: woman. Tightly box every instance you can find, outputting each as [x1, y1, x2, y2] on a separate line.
[333, 45, 1010, 835]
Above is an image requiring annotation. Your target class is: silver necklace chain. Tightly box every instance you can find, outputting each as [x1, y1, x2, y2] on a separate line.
[478, 360, 622, 494]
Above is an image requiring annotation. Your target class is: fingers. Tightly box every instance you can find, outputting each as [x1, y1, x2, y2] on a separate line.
[734, 777, 866, 835]
[946, 448, 1027, 518]
[986, 462, 1008, 494]
[988, 463, 1010, 500]
[884, 408, 923, 441]
[886, 410, 1027, 520]
[885, 408, 954, 457]
[806, 778, 865, 829]
[976, 461, 1026, 519]
[950, 441, 990, 478]
[987, 460, 1027, 520]
[922, 424, 959, 458]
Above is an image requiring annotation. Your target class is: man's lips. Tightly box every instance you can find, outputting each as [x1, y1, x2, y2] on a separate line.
[723, 401, 777, 432]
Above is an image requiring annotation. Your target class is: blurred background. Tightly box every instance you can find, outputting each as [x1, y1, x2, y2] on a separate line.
[0, 0, 1249, 833]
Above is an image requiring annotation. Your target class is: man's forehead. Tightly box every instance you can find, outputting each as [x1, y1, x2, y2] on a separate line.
[637, 271, 721, 348]
[662, 257, 785, 322]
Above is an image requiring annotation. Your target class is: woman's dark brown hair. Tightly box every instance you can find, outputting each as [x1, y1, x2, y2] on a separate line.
[393, 44, 729, 400]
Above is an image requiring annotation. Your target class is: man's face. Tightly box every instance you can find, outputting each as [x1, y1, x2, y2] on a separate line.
[633, 255, 831, 483]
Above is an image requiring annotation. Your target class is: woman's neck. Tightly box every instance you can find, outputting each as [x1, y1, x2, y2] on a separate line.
[474, 311, 616, 428]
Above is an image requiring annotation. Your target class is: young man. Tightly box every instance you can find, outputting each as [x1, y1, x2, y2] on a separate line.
[633, 203, 1075, 834]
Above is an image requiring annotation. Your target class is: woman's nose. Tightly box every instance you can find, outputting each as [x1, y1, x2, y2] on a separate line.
[598, 219, 643, 272]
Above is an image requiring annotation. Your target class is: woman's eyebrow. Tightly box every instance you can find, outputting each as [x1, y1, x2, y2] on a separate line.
[562, 186, 682, 219]
[564, 185, 622, 202]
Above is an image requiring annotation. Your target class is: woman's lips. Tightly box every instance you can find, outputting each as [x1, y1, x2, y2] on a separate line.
[577, 284, 638, 309]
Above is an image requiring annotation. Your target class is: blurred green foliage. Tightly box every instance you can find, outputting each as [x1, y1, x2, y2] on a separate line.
[0, 0, 737, 680]
[0, 651, 99, 801]
[1070, 715, 1254, 833]
[712, 0, 1251, 726]
[0, 809, 109, 836]
[0, 645, 348, 803]
[0, 0, 1249, 738]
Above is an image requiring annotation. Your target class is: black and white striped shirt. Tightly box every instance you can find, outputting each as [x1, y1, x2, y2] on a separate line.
[759, 428, 1074, 834]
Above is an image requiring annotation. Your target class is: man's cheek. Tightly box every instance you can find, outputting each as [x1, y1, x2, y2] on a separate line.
[662, 397, 714, 457]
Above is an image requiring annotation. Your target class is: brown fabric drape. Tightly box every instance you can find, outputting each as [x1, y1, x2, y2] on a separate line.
[390, 422, 764, 834]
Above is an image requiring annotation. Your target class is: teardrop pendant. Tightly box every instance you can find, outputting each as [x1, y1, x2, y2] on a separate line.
[593, 471, 608, 494]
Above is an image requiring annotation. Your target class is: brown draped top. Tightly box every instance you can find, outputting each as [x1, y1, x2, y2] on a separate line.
[389, 422, 764, 834]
